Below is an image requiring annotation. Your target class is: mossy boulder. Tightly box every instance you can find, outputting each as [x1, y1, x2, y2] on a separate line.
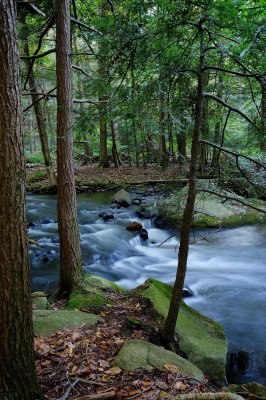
[224, 382, 266, 399]
[137, 278, 228, 386]
[32, 291, 49, 310]
[112, 339, 204, 382]
[33, 309, 103, 336]
[156, 182, 266, 229]
[66, 274, 125, 310]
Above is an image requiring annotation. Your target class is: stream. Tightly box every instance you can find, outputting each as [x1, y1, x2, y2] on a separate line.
[27, 191, 266, 385]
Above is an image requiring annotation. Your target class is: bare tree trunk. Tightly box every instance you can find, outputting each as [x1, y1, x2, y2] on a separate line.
[158, 81, 168, 168]
[111, 120, 121, 167]
[261, 86, 266, 152]
[98, 0, 109, 168]
[22, 19, 56, 186]
[56, 0, 84, 298]
[0, 2, 43, 398]
[162, 22, 205, 346]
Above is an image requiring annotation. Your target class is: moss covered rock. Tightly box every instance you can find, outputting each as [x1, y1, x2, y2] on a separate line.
[112, 339, 204, 382]
[33, 309, 103, 336]
[156, 183, 266, 229]
[66, 274, 125, 310]
[137, 278, 228, 386]
[224, 382, 266, 399]
[32, 292, 49, 310]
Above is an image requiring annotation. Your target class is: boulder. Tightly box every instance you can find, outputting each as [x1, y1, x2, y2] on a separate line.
[112, 339, 204, 382]
[33, 309, 103, 336]
[224, 382, 266, 399]
[136, 278, 228, 386]
[112, 189, 132, 207]
[126, 221, 143, 231]
[32, 291, 49, 310]
[155, 181, 266, 229]
[182, 285, 194, 298]
[66, 274, 125, 310]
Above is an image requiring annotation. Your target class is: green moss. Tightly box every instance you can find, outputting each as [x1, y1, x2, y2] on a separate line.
[66, 288, 110, 310]
[137, 278, 228, 386]
[66, 275, 125, 310]
[85, 274, 126, 292]
[33, 309, 103, 336]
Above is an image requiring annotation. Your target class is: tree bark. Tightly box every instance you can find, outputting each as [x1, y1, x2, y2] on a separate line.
[22, 22, 56, 186]
[162, 22, 205, 345]
[0, 2, 43, 398]
[56, 0, 83, 297]
[98, 0, 109, 168]
[260, 85, 266, 152]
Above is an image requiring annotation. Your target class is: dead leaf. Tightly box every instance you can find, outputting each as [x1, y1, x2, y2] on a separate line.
[164, 364, 180, 373]
[106, 367, 122, 375]
[173, 381, 189, 392]
[160, 390, 169, 398]
[156, 380, 168, 390]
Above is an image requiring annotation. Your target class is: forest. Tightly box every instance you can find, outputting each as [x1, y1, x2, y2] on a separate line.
[0, 0, 266, 399]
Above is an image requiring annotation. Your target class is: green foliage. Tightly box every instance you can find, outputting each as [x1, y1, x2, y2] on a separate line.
[26, 152, 45, 164]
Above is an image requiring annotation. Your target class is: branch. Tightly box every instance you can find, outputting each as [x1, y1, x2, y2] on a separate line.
[22, 92, 108, 106]
[203, 66, 261, 79]
[72, 64, 91, 78]
[18, 1, 46, 16]
[20, 48, 56, 60]
[23, 86, 57, 112]
[70, 17, 102, 35]
[23, 14, 55, 89]
[199, 189, 266, 214]
[200, 140, 266, 169]
[203, 93, 256, 126]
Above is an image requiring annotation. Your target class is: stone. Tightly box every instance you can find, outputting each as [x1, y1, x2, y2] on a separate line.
[33, 309, 103, 336]
[182, 285, 194, 298]
[155, 182, 266, 229]
[132, 198, 142, 205]
[112, 339, 204, 382]
[224, 382, 266, 399]
[126, 221, 143, 231]
[32, 292, 49, 310]
[136, 278, 228, 386]
[112, 189, 132, 207]
[136, 208, 153, 219]
[99, 211, 115, 221]
[139, 228, 148, 240]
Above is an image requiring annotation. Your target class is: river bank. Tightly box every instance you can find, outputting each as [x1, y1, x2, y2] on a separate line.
[26, 163, 187, 193]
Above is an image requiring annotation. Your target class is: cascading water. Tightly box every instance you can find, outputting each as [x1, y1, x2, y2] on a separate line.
[27, 192, 266, 385]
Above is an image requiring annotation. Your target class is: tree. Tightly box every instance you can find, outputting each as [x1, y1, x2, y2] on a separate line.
[56, 0, 84, 297]
[0, 1, 43, 398]
[21, 14, 56, 186]
[162, 16, 205, 346]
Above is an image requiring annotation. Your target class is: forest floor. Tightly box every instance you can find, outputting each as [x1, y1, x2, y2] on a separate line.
[26, 163, 189, 192]
[35, 291, 218, 400]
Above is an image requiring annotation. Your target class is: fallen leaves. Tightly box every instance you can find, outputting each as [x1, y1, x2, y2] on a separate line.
[35, 291, 216, 400]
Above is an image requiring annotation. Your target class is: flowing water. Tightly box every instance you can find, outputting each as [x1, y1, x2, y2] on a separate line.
[27, 192, 266, 385]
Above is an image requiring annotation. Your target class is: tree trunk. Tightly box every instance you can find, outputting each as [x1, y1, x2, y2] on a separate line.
[0, 2, 43, 398]
[162, 23, 204, 346]
[98, 0, 109, 168]
[111, 120, 121, 167]
[56, 0, 84, 298]
[199, 71, 209, 172]
[22, 19, 56, 186]
[158, 81, 168, 168]
[261, 86, 266, 152]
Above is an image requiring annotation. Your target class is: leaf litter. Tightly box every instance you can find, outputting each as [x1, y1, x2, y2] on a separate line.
[35, 291, 217, 399]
